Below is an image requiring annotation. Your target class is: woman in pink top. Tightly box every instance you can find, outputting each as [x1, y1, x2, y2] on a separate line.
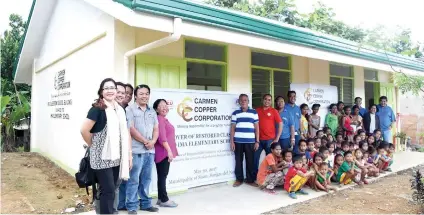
[153, 99, 179, 208]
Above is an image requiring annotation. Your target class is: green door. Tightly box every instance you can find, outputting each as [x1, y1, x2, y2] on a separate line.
[379, 83, 395, 112]
[135, 55, 186, 89]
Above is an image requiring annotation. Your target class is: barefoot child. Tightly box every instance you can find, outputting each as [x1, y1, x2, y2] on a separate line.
[315, 163, 337, 192]
[284, 156, 315, 199]
[257, 143, 284, 193]
[353, 149, 369, 184]
[362, 150, 379, 177]
[332, 154, 344, 182]
[376, 145, 391, 173]
[336, 151, 362, 186]
[281, 150, 293, 176]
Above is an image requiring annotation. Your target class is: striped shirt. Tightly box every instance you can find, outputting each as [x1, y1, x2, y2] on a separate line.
[231, 108, 258, 144]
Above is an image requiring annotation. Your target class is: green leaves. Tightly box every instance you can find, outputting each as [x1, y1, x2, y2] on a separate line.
[393, 72, 424, 96]
[1, 96, 11, 114]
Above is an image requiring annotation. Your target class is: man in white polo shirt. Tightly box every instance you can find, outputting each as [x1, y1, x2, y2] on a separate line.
[230, 94, 259, 187]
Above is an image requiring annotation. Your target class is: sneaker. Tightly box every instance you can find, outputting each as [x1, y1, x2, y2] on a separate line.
[128, 210, 137, 214]
[141, 207, 159, 212]
[288, 192, 297, 199]
[296, 189, 309, 195]
[159, 200, 178, 208]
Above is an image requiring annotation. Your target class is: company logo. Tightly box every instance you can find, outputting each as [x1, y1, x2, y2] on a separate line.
[54, 69, 70, 90]
[177, 97, 193, 122]
[304, 88, 312, 103]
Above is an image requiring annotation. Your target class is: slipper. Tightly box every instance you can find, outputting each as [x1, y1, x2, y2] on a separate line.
[263, 189, 277, 195]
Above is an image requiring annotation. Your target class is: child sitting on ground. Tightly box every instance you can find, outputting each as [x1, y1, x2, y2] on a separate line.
[257, 143, 284, 194]
[362, 150, 380, 177]
[352, 149, 369, 184]
[335, 132, 344, 149]
[319, 146, 332, 168]
[367, 135, 377, 148]
[281, 150, 293, 176]
[315, 163, 337, 192]
[309, 153, 325, 189]
[316, 130, 325, 139]
[374, 129, 382, 145]
[315, 138, 322, 150]
[360, 140, 368, 152]
[341, 141, 350, 155]
[306, 138, 317, 165]
[284, 156, 315, 199]
[376, 145, 391, 173]
[336, 151, 363, 186]
[332, 154, 344, 182]
[387, 143, 395, 170]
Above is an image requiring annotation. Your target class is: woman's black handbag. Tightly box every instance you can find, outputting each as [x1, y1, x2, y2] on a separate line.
[75, 148, 95, 196]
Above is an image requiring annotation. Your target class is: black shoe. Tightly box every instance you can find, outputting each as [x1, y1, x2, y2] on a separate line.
[128, 210, 137, 214]
[141, 207, 159, 212]
[117, 207, 127, 211]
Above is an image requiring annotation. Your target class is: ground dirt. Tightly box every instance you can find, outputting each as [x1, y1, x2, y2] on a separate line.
[1, 152, 92, 214]
[270, 168, 423, 214]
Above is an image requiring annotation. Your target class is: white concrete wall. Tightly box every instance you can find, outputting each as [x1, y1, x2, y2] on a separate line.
[32, 0, 115, 173]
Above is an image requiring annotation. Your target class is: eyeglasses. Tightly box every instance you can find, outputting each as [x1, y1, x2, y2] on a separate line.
[103, 87, 116, 91]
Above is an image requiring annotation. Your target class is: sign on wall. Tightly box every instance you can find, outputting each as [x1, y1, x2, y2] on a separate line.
[149, 89, 244, 192]
[290, 84, 338, 128]
[47, 69, 72, 120]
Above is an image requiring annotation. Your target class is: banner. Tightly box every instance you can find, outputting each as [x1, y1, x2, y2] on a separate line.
[148, 89, 244, 192]
[290, 84, 338, 128]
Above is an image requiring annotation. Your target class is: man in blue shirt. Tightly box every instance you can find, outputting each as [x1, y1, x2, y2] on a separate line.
[230, 94, 259, 187]
[353, 97, 367, 117]
[376, 96, 396, 143]
[284, 91, 301, 152]
[275, 96, 295, 151]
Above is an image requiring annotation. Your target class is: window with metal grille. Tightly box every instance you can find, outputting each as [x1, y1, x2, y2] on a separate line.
[185, 40, 226, 91]
[251, 52, 291, 108]
[330, 64, 353, 105]
[364, 69, 378, 81]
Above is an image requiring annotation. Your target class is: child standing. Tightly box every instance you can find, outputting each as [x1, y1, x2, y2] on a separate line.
[325, 143, 335, 169]
[257, 143, 284, 193]
[309, 104, 321, 138]
[315, 163, 337, 192]
[284, 156, 314, 199]
[342, 106, 354, 142]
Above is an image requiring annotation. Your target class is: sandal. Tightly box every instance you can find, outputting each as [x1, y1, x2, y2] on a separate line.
[263, 189, 277, 195]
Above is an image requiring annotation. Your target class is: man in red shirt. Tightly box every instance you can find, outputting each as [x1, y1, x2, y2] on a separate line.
[254, 94, 282, 179]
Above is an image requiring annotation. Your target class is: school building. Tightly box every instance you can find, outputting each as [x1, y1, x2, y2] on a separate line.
[13, 0, 424, 180]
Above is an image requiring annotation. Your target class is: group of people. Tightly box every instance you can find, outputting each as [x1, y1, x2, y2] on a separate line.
[80, 78, 178, 214]
[230, 91, 396, 199]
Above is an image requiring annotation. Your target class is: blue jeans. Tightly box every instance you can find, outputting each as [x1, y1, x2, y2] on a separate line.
[254, 139, 273, 178]
[292, 135, 301, 153]
[383, 130, 392, 143]
[117, 180, 127, 209]
[279, 138, 291, 151]
[126, 153, 154, 211]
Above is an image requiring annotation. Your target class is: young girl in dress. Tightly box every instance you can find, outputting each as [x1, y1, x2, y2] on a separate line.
[300, 104, 310, 140]
[309, 104, 321, 138]
[342, 106, 354, 142]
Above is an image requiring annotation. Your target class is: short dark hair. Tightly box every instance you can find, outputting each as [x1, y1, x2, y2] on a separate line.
[263, 94, 272, 99]
[313, 153, 324, 163]
[298, 139, 307, 146]
[126, 83, 134, 91]
[282, 150, 292, 158]
[355, 97, 362, 102]
[319, 163, 328, 168]
[329, 103, 337, 110]
[134, 84, 150, 96]
[343, 105, 351, 112]
[287, 91, 296, 97]
[337, 101, 344, 106]
[316, 130, 323, 136]
[319, 146, 329, 153]
[239, 94, 249, 100]
[312, 104, 321, 109]
[336, 132, 344, 137]
[379, 96, 388, 101]
[373, 129, 381, 134]
[307, 138, 315, 143]
[293, 155, 303, 163]
[344, 151, 353, 156]
[368, 103, 378, 111]
[341, 141, 349, 148]
[270, 142, 280, 150]
[352, 105, 359, 111]
[275, 95, 284, 103]
[116, 82, 126, 89]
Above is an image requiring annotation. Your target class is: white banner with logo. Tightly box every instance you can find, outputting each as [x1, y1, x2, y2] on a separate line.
[290, 84, 338, 128]
[148, 89, 245, 193]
